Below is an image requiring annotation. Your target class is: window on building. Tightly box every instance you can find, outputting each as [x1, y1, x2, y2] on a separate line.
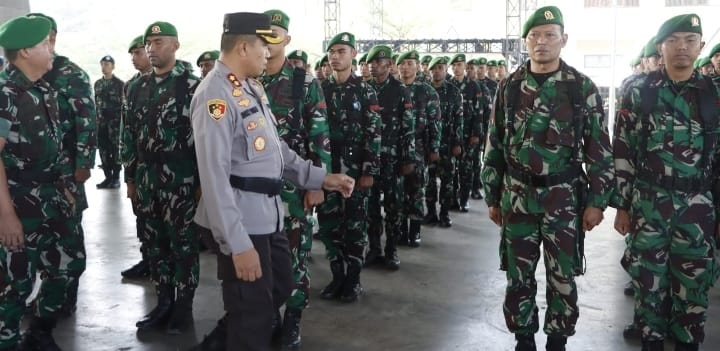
[665, 0, 708, 5]
[584, 0, 639, 7]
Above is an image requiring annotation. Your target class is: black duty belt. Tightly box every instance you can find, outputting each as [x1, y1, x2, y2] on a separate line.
[636, 169, 710, 192]
[6, 169, 59, 184]
[229, 175, 283, 196]
[507, 166, 582, 188]
[138, 150, 193, 163]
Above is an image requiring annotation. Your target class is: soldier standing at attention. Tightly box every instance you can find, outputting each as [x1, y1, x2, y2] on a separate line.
[424, 56, 463, 228]
[498, 59, 508, 81]
[477, 57, 499, 101]
[196, 50, 219, 79]
[482, 6, 613, 351]
[358, 53, 372, 82]
[487, 59, 499, 82]
[287, 49, 308, 70]
[190, 12, 354, 350]
[123, 21, 201, 334]
[259, 9, 332, 350]
[94, 55, 124, 189]
[613, 14, 720, 351]
[365, 45, 415, 268]
[313, 60, 325, 82]
[318, 32, 381, 303]
[0, 15, 79, 350]
[320, 54, 332, 83]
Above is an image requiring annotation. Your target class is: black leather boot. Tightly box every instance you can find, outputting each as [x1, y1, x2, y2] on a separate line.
[675, 342, 699, 351]
[136, 284, 174, 330]
[107, 169, 121, 189]
[384, 231, 400, 270]
[622, 322, 641, 339]
[281, 308, 303, 351]
[438, 208, 452, 228]
[167, 288, 194, 334]
[186, 314, 227, 351]
[340, 265, 363, 303]
[365, 226, 384, 267]
[624, 281, 634, 296]
[408, 220, 422, 248]
[397, 219, 409, 246]
[121, 259, 150, 279]
[514, 333, 536, 351]
[271, 309, 282, 345]
[19, 317, 62, 351]
[96, 168, 111, 189]
[641, 339, 664, 351]
[546, 335, 566, 351]
[320, 260, 345, 300]
[423, 207, 439, 225]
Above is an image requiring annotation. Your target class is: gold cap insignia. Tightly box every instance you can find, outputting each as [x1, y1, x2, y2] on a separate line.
[204, 53, 211, 59]
[379, 51, 386, 57]
[691, 16, 700, 27]
[272, 14, 282, 22]
[151, 25, 161, 34]
[544, 10, 554, 20]
[342, 34, 350, 41]
[297, 50, 303, 55]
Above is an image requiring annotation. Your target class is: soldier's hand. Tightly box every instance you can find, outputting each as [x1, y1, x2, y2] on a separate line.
[232, 248, 262, 282]
[322, 174, 355, 198]
[74, 168, 91, 183]
[401, 163, 415, 175]
[304, 190, 325, 210]
[126, 182, 138, 201]
[429, 152, 440, 162]
[470, 136, 480, 145]
[358, 175, 374, 191]
[452, 145, 462, 157]
[583, 206, 604, 232]
[614, 209, 631, 236]
[0, 211, 24, 250]
[489, 206, 502, 226]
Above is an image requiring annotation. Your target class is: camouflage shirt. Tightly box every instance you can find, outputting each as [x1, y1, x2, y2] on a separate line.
[122, 60, 200, 189]
[322, 74, 382, 177]
[483, 60, 614, 213]
[94, 75, 125, 117]
[368, 75, 416, 166]
[480, 77, 498, 103]
[406, 79, 441, 161]
[260, 60, 331, 171]
[120, 70, 152, 164]
[451, 76, 483, 139]
[431, 80, 464, 151]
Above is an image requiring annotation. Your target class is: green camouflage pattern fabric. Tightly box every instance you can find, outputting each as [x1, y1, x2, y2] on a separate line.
[367, 75, 415, 254]
[0, 66, 84, 347]
[614, 68, 720, 344]
[482, 60, 614, 336]
[122, 60, 200, 291]
[451, 76, 484, 204]
[472, 79, 494, 193]
[426, 80, 463, 214]
[260, 61, 332, 310]
[94, 75, 125, 175]
[318, 74, 381, 268]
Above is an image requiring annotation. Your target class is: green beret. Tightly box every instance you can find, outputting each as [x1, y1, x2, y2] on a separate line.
[26, 13, 56, 33]
[631, 56, 642, 67]
[522, 6, 563, 38]
[144, 21, 178, 43]
[352, 58, 357, 66]
[0, 15, 52, 50]
[466, 59, 477, 66]
[128, 35, 144, 53]
[314, 60, 321, 70]
[643, 37, 659, 58]
[197, 50, 219, 66]
[320, 54, 329, 64]
[428, 56, 448, 70]
[655, 14, 702, 44]
[420, 55, 432, 64]
[477, 57, 488, 65]
[326, 32, 355, 51]
[358, 53, 368, 64]
[708, 43, 720, 59]
[366, 45, 392, 63]
[449, 53, 466, 65]
[391, 54, 399, 63]
[396, 50, 420, 65]
[264, 9, 290, 31]
[699, 56, 712, 68]
[287, 49, 308, 64]
[443, 56, 450, 62]
[487, 60, 498, 67]
[498, 60, 507, 66]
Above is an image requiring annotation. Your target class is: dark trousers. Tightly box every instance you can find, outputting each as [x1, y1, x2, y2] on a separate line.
[216, 231, 293, 351]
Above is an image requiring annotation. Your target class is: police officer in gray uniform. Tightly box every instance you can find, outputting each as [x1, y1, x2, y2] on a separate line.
[190, 12, 355, 351]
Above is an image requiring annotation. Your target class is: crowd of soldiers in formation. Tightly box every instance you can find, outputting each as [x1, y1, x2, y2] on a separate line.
[1, 4, 720, 351]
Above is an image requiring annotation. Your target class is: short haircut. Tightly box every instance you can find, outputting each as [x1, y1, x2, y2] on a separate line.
[221, 34, 259, 53]
[4, 49, 20, 62]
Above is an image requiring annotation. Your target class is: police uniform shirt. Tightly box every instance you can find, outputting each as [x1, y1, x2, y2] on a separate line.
[191, 60, 326, 255]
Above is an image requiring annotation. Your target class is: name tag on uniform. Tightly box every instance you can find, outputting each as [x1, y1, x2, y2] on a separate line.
[241, 106, 259, 119]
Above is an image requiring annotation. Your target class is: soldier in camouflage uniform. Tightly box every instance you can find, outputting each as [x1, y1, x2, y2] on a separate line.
[613, 14, 720, 351]
[708, 43, 720, 81]
[365, 45, 415, 269]
[498, 59, 508, 81]
[0, 15, 80, 350]
[466, 58, 493, 200]
[425, 56, 463, 228]
[487, 60, 499, 82]
[94, 55, 124, 189]
[318, 32, 381, 303]
[358, 53, 372, 82]
[196, 50, 219, 79]
[120, 35, 154, 279]
[477, 57, 499, 102]
[313, 60, 325, 82]
[450, 53, 483, 212]
[30, 12, 97, 320]
[259, 10, 332, 350]
[482, 6, 614, 351]
[418, 55, 432, 82]
[287, 49, 309, 70]
[320, 54, 332, 83]
[122, 21, 200, 334]
[398, 50, 441, 246]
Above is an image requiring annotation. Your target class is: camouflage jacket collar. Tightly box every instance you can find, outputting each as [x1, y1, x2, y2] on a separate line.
[369, 74, 395, 91]
[260, 59, 294, 85]
[327, 72, 361, 86]
[653, 68, 709, 90]
[151, 59, 190, 82]
[509, 59, 579, 86]
[5, 64, 39, 91]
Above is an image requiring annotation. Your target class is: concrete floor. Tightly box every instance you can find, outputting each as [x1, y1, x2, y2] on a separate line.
[46, 170, 720, 351]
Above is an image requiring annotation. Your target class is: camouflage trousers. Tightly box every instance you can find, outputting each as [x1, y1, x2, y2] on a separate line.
[502, 210, 579, 337]
[471, 143, 483, 192]
[368, 160, 404, 252]
[621, 189, 719, 344]
[0, 214, 85, 347]
[426, 154, 456, 213]
[455, 143, 477, 202]
[281, 182, 312, 310]
[402, 163, 428, 221]
[131, 198, 150, 261]
[317, 189, 369, 269]
[97, 117, 122, 174]
[136, 184, 199, 291]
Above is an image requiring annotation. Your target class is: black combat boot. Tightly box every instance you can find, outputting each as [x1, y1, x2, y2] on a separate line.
[364, 226, 384, 267]
[271, 309, 283, 345]
[136, 284, 175, 330]
[384, 229, 400, 270]
[19, 316, 62, 351]
[641, 339, 664, 351]
[545, 335, 566, 351]
[96, 168, 111, 189]
[439, 207, 452, 228]
[186, 314, 227, 351]
[675, 342, 699, 351]
[471, 189, 483, 200]
[167, 288, 194, 334]
[623, 322, 641, 339]
[459, 193, 470, 212]
[281, 308, 303, 351]
[397, 219, 409, 246]
[514, 333, 536, 351]
[624, 281, 634, 296]
[408, 220, 422, 248]
[107, 168, 121, 189]
[423, 205, 439, 225]
[121, 259, 150, 279]
[320, 260, 345, 300]
[340, 265, 363, 303]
